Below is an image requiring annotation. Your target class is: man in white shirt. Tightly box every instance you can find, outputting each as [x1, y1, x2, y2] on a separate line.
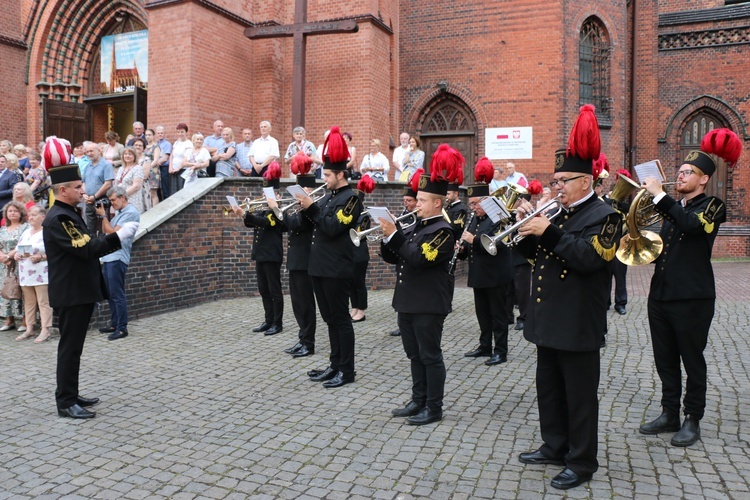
[505, 162, 528, 188]
[391, 132, 410, 178]
[249, 121, 280, 177]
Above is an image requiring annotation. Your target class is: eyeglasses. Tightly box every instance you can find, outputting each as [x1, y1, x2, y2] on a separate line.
[549, 175, 585, 188]
[676, 169, 697, 180]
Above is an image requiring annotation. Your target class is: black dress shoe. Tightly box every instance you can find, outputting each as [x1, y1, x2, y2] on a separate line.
[514, 321, 525, 331]
[407, 407, 442, 426]
[264, 325, 283, 336]
[550, 468, 592, 490]
[307, 367, 325, 377]
[77, 396, 100, 407]
[671, 415, 700, 447]
[485, 354, 507, 366]
[98, 325, 115, 334]
[600, 336, 607, 348]
[615, 305, 627, 315]
[58, 404, 96, 419]
[392, 401, 424, 417]
[464, 346, 492, 357]
[252, 322, 271, 332]
[108, 330, 128, 341]
[389, 329, 401, 336]
[351, 316, 366, 323]
[309, 366, 337, 382]
[639, 410, 680, 435]
[292, 345, 314, 358]
[518, 449, 565, 466]
[284, 342, 303, 354]
[322, 371, 355, 388]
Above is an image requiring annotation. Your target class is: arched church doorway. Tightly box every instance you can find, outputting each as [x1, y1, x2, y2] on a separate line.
[678, 110, 729, 199]
[418, 95, 477, 179]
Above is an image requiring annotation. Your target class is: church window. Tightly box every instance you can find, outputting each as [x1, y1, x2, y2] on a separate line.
[579, 17, 611, 124]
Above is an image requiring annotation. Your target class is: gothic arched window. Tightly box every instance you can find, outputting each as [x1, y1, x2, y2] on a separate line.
[579, 17, 611, 123]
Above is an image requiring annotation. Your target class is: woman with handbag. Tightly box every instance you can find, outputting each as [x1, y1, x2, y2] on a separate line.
[0, 201, 28, 331]
[13, 206, 51, 342]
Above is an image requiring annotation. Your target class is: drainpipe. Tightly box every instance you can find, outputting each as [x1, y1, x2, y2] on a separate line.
[629, 0, 638, 170]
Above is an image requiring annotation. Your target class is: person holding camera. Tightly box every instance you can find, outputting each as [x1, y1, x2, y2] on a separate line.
[81, 142, 114, 234]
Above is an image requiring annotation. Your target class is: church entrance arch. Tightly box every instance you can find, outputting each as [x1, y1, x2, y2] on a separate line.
[417, 95, 477, 179]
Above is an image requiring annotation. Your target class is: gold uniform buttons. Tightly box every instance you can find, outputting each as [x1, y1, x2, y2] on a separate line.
[537, 298, 541, 303]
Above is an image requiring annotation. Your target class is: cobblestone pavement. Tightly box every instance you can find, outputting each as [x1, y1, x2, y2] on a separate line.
[2, 261, 749, 499]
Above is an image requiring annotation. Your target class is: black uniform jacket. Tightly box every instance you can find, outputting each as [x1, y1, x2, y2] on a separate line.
[244, 209, 285, 263]
[43, 200, 121, 308]
[447, 200, 468, 239]
[353, 212, 371, 263]
[458, 214, 513, 288]
[381, 215, 455, 315]
[649, 193, 725, 302]
[304, 184, 362, 279]
[283, 209, 313, 271]
[516, 194, 621, 352]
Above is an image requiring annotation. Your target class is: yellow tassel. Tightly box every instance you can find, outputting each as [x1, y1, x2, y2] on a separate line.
[62, 221, 91, 248]
[71, 234, 91, 248]
[267, 213, 276, 227]
[591, 235, 616, 261]
[696, 212, 714, 234]
[421, 243, 438, 261]
[337, 210, 353, 225]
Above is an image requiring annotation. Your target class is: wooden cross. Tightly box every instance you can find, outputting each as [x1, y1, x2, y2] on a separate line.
[244, 0, 359, 127]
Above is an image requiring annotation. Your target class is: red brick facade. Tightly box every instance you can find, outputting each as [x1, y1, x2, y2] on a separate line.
[3, 0, 750, 256]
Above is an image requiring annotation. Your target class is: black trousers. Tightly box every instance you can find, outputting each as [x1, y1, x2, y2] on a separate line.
[159, 165, 171, 199]
[256, 261, 283, 326]
[55, 303, 95, 409]
[647, 297, 714, 419]
[514, 263, 531, 322]
[289, 270, 316, 348]
[350, 261, 369, 310]
[398, 312, 447, 410]
[536, 345, 600, 476]
[473, 286, 508, 356]
[312, 276, 355, 376]
[608, 259, 628, 307]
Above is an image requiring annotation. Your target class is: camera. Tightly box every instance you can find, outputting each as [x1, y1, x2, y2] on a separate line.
[95, 198, 111, 210]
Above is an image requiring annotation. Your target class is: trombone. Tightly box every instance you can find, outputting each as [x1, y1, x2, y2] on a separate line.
[481, 195, 564, 255]
[350, 210, 418, 247]
[272, 185, 327, 220]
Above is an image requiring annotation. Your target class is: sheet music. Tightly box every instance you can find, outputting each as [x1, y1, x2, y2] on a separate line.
[366, 206, 395, 225]
[634, 160, 664, 183]
[480, 197, 511, 224]
[286, 184, 310, 199]
[226, 196, 240, 209]
[263, 187, 276, 201]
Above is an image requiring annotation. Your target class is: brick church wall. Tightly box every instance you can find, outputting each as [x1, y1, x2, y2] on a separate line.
[0, 0, 28, 145]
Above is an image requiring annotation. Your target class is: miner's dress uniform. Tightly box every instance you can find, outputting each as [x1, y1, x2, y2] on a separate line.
[648, 192, 725, 420]
[351, 211, 371, 312]
[459, 214, 513, 356]
[44, 200, 121, 410]
[245, 209, 285, 328]
[516, 193, 620, 476]
[284, 207, 316, 349]
[381, 215, 455, 411]
[446, 199, 468, 239]
[305, 185, 362, 377]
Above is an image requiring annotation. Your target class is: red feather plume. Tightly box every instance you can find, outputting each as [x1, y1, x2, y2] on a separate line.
[429, 144, 464, 184]
[615, 168, 631, 180]
[701, 128, 742, 167]
[474, 157, 494, 184]
[357, 175, 376, 194]
[290, 152, 313, 175]
[409, 168, 425, 193]
[567, 104, 601, 161]
[527, 179, 543, 195]
[263, 161, 281, 180]
[322, 126, 350, 163]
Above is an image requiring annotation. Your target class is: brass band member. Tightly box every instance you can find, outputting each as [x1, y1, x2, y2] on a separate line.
[235, 163, 285, 336]
[460, 158, 513, 366]
[445, 170, 467, 238]
[639, 129, 741, 447]
[351, 177, 376, 323]
[515, 105, 621, 489]
[301, 127, 363, 388]
[379, 145, 461, 426]
[273, 153, 317, 357]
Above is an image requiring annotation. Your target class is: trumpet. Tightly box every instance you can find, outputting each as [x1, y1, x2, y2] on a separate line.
[221, 197, 296, 216]
[273, 185, 327, 220]
[481, 195, 563, 255]
[350, 210, 418, 247]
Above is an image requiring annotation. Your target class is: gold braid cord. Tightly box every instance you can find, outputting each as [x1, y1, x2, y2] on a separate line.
[591, 214, 619, 261]
[336, 196, 359, 225]
[62, 221, 91, 248]
[266, 213, 276, 227]
[421, 230, 451, 262]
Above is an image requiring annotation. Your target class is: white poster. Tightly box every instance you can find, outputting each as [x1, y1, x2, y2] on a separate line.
[485, 127, 533, 159]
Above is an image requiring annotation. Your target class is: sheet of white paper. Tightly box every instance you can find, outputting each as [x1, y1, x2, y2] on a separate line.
[480, 197, 512, 224]
[263, 187, 276, 201]
[367, 206, 395, 225]
[226, 196, 240, 208]
[180, 169, 194, 181]
[286, 184, 310, 199]
[634, 160, 664, 183]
